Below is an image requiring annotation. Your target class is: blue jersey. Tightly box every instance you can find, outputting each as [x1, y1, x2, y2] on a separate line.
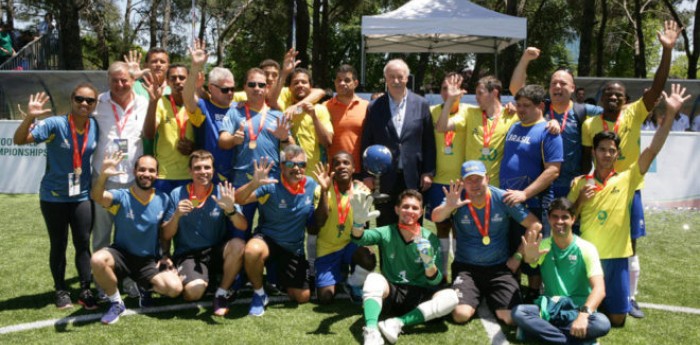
[109, 187, 174, 258]
[255, 178, 319, 255]
[499, 120, 563, 209]
[452, 186, 529, 266]
[195, 98, 235, 181]
[170, 184, 242, 256]
[31, 115, 98, 202]
[221, 106, 285, 186]
[546, 102, 601, 189]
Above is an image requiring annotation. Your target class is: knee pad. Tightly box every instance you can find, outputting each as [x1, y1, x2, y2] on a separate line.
[629, 255, 640, 272]
[418, 288, 459, 321]
[362, 272, 387, 301]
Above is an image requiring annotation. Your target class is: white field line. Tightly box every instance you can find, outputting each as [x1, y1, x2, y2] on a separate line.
[639, 302, 700, 315]
[476, 302, 510, 345]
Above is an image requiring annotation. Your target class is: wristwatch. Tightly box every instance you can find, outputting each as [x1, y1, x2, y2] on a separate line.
[579, 305, 592, 314]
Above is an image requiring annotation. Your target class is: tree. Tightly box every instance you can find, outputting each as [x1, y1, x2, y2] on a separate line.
[663, 0, 699, 79]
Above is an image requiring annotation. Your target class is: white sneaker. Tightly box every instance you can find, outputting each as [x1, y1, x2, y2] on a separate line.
[378, 318, 403, 344]
[363, 327, 385, 345]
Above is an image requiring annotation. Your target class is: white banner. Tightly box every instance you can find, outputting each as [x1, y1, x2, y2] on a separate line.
[0, 120, 46, 194]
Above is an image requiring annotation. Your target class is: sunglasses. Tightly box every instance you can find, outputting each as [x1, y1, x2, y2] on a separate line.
[73, 96, 97, 105]
[282, 161, 307, 169]
[212, 84, 235, 94]
[246, 82, 267, 89]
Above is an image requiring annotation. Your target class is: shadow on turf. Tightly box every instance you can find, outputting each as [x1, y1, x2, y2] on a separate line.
[306, 300, 361, 335]
[0, 277, 81, 311]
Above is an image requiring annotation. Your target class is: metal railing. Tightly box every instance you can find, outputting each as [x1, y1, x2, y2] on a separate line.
[0, 32, 61, 71]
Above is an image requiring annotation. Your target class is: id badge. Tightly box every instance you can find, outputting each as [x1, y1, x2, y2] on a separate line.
[114, 138, 129, 159]
[443, 145, 453, 155]
[68, 173, 80, 197]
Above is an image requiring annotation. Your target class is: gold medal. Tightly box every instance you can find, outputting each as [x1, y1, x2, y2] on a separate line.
[191, 199, 200, 208]
[74, 167, 82, 176]
[481, 147, 490, 156]
[482, 236, 490, 246]
[249, 140, 257, 149]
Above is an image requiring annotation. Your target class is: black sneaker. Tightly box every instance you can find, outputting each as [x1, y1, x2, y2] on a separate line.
[55, 290, 73, 309]
[629, 299, 645, 318]
[78, 289, 98, 310]
[138, 287, 153, 308]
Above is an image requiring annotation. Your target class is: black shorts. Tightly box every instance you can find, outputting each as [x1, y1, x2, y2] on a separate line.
[106, 246, 160, 288]
[174, 243, 225, 286]
[383, 282, 437, 316]
[451, 261, 521, 311]
[256, 234, 309, 290]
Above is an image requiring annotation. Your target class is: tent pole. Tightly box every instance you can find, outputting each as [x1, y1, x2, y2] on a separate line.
[361, 38, 366, 88]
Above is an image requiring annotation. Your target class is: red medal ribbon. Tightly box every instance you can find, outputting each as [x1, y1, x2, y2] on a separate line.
[110, 102, 133, 137]
[333, 182, 353, 226]
[244, 103, 267, 142]
[549, 103, 571, 132]
[281, 175, 306, 195]
[481, 110, 500, 150]
[169, 95, 188, 139]
[585, 170, 616, 191]
[466, 190, 491, 240]
[68, 114, 90, 173]
[601, 112, 622, 134]
[398, 223, 421, 237]
[188, 183, 213, 208]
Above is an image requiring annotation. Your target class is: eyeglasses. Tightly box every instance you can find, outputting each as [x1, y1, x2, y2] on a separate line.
[246, 82, 267, 89]
[282, 161, 307, 169]
[73, 96, 96, 105]
[211, 84, 235, 94]
[169, 75, 187, 81]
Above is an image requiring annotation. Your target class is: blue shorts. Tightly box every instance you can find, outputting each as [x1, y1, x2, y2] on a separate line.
[601, 258, 631, 314]
[424, 183, 448, 222]
[630, 190, 646, 240]
[315, 242, 359, 288]
[154, 179, 189, 195]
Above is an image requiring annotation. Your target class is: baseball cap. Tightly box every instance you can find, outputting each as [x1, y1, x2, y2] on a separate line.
[461, 160, 486, 179]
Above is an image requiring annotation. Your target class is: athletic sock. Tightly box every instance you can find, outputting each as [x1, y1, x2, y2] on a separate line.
[439, 238, 451, 275]
[629, 255, 640, 298]
[363, 298, 382, 328]
[398, 308, 424, 327]
[108, 291, 122, 304]
[306, 235, 317, 275]
[254, 288, 265, 296]
[215, 288, 228, 298]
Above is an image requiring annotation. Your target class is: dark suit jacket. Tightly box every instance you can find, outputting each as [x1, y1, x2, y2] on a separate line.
[361, 91, 436, 192]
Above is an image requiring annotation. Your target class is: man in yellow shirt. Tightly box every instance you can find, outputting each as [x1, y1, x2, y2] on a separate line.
[569, 84, 689, 327]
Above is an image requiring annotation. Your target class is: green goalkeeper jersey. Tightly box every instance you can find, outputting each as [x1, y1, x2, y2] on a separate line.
[353, 225, 443, 287]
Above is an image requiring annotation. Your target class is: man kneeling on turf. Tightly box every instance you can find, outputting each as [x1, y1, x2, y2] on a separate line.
[351, 190, 458, 345]
[161, 150, 248, 316]
[310, 151, 376, 304]
[512, 197, 611, 344]
[91, 153, 183, 325]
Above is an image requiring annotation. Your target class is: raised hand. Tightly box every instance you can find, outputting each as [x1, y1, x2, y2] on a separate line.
[189, 39, 208, 68]
[444, 74, 466, 101]
[124, 49, 143, 78]
[313, 162, 332, 191]
[662, 83, 691, 116]
[268, 116, 291, 141]
[442, 179, 470, 209]
[252, 157, 278, 186]
[101, 151, 127, 177]
[521, 230, 549, 263]
[212, 181, 237, 214]
[349, 192, 380, 226]
[658, 20, 681, 50]
[522, 47, 540, 62]
[143, 72, 165, 102]
[27, 92, 52, 119]
[281, 48, 301, 76]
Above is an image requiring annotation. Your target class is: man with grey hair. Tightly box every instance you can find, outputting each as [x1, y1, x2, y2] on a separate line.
[92, 61, 150, 253]
[360, 58, 436, 226]
[234, 145, 329, 316]
[183, 40, 236, 184]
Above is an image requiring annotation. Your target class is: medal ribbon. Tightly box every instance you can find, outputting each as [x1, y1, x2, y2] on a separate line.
[244, 103, 267, 143]
[549, 103, 571, 132]
[585, 170, 616, 191]
[481, 110, 500, 150]
[466, 190, 491, 240]
[188, 183, 213, 208]
[68, 114, 90, 173]
[281, 175, 306, 195]
[110, 102, 133, 137]
[169, 95, 188, 139]
[398, 223, 421, 237]
[601, 112, 622, 134]
[333, 182, 353, 226]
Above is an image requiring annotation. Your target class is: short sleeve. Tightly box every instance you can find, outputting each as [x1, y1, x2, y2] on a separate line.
[188, 105, 206, 128]
[30, 117, 58, 143]
[581, 117, 595, 147]
[543, 131, 564, 163]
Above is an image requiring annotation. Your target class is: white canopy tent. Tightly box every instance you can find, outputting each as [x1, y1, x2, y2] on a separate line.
[360, 0, 527, 84]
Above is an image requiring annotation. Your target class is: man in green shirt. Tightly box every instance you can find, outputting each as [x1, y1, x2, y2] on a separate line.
[351, 190, 458, 345]
[512, 197, 610, 344]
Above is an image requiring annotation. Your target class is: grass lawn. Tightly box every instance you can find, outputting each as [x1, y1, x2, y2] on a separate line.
[0, 194, 698, 344]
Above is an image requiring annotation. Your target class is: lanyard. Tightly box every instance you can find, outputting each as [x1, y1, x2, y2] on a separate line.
[188, 183, 213, 208]
[466, 190, 491, 240]
[110, 102, 134, 137]
[398, 223, 421, 237]
[281, 176, 306, 195]
[333, 182, 352, 226]
[244, 103, 267, 142]
[549, 103, 571, 131]
[169, 95, 187, 139]
[481, 110, 500, 149]
[602, 112, 622, 133]
[68, 114, 90, 174]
